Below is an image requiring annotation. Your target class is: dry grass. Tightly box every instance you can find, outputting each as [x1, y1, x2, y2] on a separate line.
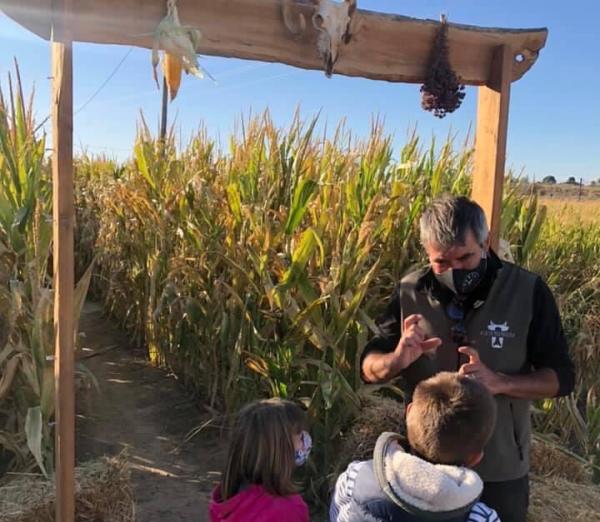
[336, 393, 405, 470]
[541, 198, 600, 225]
[0, 456, 134, 522]
[530, 435, 591, 483]
[529, 474, 600, 522]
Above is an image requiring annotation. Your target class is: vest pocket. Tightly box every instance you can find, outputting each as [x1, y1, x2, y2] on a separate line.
[509, 401, 524, 461]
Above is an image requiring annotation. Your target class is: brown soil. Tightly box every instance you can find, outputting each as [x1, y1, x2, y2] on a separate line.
[76, 302, 227, 522]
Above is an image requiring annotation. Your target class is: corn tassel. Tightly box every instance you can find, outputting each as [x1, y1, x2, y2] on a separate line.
[162, 52, 183, 101]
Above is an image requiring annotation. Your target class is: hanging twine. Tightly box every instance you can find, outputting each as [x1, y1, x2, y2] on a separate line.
[166, 0, 179, 23]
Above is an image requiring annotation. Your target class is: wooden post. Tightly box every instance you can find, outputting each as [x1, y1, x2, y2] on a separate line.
[160, 75, 168, 141]
[51, 1, 75, 521]
[472, 45, 513, 251]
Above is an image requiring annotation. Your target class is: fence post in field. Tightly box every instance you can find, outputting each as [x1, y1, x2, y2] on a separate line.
[472, 45, 512, 251]
[160, 76, 168, 141]
[51, 1, 75, 520]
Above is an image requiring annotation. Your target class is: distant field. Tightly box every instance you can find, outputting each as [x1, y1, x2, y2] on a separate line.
[521, 182, 600, 224]
[541, 198, 600, 224]
[534, 182, 600, 201]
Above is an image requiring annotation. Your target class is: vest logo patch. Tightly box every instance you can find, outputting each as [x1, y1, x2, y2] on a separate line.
[481, 321, 516, 349]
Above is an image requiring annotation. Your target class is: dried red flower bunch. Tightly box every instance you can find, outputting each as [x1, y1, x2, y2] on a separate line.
[420, 18, 466, 118]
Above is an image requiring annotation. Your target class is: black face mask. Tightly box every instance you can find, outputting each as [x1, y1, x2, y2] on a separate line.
[434, 256, 488, 295]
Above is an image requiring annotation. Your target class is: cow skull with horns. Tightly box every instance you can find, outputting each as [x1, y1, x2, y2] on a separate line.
[282, 0, 357, 77]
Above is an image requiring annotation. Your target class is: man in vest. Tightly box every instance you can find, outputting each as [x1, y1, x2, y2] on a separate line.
[361, 195, 575, 522]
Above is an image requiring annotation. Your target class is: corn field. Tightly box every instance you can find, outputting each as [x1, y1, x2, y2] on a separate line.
[1, 66, 599, 507]
[0, 65, 93, 478]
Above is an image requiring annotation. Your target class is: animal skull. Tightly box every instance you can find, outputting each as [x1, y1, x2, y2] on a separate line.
[312, 0, 356, 77]
[282, 0, 307, 36]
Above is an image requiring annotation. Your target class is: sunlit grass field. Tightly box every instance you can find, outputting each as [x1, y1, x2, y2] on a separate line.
[542, 198, 600, 225]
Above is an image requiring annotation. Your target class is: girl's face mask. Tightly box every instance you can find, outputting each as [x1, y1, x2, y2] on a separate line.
[294, 430, 312, 466]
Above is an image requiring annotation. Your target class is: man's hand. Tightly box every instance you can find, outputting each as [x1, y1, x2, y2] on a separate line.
[458, 346, 506, 395]
[394, 314, 442, 370]
[361, 314, 441, 383]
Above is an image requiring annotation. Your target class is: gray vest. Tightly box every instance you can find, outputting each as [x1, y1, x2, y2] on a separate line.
[398, 262, 537, 481]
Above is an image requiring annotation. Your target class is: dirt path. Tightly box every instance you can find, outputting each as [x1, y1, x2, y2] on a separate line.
[76, 302, 227, 522]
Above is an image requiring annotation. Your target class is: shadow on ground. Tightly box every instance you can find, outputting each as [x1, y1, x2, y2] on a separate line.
[76, 302, 227, 522]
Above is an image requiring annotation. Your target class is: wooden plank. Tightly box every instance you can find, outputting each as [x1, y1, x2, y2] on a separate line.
[1, 0, 546, 85]
[472, 45, 512, 251]
[51, 0, 75, 520]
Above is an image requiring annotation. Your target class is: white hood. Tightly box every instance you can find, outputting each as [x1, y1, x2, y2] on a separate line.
[374, 433, 483, 515]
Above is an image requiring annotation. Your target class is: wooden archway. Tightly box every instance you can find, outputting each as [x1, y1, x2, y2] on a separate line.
[0, 1, 547, 520]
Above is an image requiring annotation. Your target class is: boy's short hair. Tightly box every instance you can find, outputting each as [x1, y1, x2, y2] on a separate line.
[407, 372, 497, 465]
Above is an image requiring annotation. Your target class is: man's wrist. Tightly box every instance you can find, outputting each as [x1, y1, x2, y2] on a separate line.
[492, 372, 512, 395]
[389, 349, 407, 376]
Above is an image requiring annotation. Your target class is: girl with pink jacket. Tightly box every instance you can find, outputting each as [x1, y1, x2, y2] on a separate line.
[209, 398, 311, 522]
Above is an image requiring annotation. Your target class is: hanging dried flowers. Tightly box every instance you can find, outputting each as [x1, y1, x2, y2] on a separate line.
[420, 16, 466, 118]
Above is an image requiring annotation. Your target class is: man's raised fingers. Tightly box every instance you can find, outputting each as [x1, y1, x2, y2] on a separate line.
[421, 337, 442, 353]
[403, 314, 422, 330]
[458, 346, 480, 363]
[458, 362, 479, 375]
[406, 324, 425, 342]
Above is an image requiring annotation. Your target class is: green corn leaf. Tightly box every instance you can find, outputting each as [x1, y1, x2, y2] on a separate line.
[284, 178, 317, 235]
[25, 406, 48, 477]
[226, 183, 243, 223]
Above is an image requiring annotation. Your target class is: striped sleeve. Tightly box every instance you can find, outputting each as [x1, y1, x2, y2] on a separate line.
[468, 502, 501, 522]
[329, 462, 361, 522]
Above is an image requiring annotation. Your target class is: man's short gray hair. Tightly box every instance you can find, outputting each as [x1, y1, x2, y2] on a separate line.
[420, 196, 489, 250]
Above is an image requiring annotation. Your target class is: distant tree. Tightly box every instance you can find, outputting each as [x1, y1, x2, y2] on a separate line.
[542, 175, 557, 184]
[591, 180, 597, 186]
[566, 176, 578, 185]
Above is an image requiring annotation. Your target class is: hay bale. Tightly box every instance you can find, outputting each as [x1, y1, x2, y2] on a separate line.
[529, 473, 600, 521]
[530, 437, 591, 484]
[337, 394, 405, 468]
[0, 456, 134, 522]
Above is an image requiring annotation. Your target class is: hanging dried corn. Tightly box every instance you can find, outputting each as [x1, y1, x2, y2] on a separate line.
[162, 52, 183, 101]
[152, 0, 213, 101]
[420, 15, 465, 118]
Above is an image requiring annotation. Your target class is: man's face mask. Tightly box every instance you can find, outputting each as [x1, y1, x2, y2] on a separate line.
[294, 430, 312, 466]
[434, 254, 488, 295]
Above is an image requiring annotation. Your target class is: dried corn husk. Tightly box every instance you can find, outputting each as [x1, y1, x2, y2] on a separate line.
[151, 0, 213, 89]
[162, 52, 183, 101]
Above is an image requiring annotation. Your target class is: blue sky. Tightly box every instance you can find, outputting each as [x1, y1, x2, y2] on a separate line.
[1, 1, 599, 181]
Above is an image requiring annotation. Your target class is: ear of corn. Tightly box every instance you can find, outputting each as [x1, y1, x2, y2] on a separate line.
[151, 1, 214, 88]
[162, 52, 183, 101]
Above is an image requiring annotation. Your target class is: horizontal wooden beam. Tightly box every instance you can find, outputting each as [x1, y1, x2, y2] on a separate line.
[1, 0, 547, 85]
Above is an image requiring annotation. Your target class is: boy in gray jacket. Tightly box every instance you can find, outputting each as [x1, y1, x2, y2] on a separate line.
[330, 372, 500, 522]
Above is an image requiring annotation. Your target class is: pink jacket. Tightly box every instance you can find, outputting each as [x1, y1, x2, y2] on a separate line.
[209, 484, 309, 522]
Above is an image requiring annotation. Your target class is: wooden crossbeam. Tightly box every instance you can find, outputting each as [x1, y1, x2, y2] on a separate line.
[1, 0, 546, 85]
